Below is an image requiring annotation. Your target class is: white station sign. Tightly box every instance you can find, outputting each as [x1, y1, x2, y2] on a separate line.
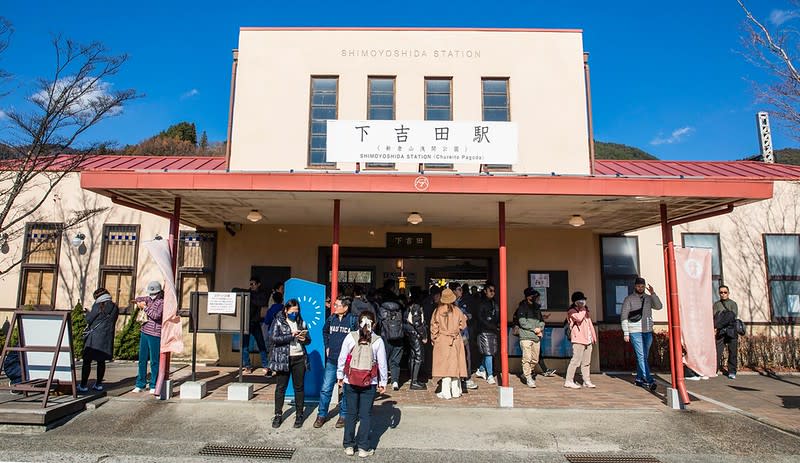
[327, 120, 518, 165]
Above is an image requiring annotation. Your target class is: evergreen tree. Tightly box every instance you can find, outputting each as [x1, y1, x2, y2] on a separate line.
[70, 302, 87, 358]
[199, 130, 208, 150]
[114, 308, 142, 360]
[158, 122, 197, 145]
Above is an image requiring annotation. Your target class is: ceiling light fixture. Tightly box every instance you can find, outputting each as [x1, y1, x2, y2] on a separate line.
[568, 215, 585, 227]
[246, 210, 263, 222]
[407, 212, 423, 225]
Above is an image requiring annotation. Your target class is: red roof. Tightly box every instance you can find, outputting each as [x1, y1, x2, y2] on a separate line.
[594, 159, 800, 180]
[20, 155, 800, 180]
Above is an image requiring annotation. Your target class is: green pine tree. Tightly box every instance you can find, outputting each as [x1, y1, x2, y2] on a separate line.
[199, 130, 208, 150]
[70, 302, 87, 358]
[114, 308, 142, 360]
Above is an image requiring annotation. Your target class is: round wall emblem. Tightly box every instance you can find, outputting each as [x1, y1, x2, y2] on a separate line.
[414, 176, 430, 192]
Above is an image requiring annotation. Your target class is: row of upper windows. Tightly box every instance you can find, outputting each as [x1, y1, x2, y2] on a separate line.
[309, 76, 510, 166]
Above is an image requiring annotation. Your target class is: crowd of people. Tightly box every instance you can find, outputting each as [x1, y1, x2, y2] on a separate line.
[66, 273, 742, 459]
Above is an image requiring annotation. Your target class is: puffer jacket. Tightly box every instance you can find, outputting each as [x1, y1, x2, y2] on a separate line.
[268, 311, 311, 372]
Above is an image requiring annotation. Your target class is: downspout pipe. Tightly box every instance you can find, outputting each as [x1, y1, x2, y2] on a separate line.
[498, 202, 509, 387]
[584, 52, 596, 175]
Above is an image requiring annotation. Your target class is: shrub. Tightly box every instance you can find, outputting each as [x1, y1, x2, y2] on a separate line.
[738, 335, 800, 370]
[70, 302, 87, 358]
[114, 308, 142, 360]
[598, 328, 671, 371]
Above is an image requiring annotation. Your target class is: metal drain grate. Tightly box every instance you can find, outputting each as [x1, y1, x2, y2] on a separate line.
[564, 454, 661, 463]
[199, 444, 296, 459]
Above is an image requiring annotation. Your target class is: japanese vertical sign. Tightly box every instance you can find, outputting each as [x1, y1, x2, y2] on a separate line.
[675, 247, 716, 378]
[327, 120, 518, 164]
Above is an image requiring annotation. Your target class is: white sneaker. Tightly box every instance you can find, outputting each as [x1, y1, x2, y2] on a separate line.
[700, 376, 709, 380]
[487, 376, 496, 385]
[132, 387, 144, 393]
[465, 379, 478, 390]
[344, 447, 355, 456]
[358, 449, 374, 458]
[392, 382, 399, 391]
[685, 376, 702, 381]
[475, 369, 487, 380]
[526, 377, 536, 388]
[150, 388, 158, 394]
[564, 381, 581, 389]
[436, 392, 451, 400]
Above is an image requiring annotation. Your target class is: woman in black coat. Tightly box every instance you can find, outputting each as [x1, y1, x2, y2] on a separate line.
[79, 288, 119, 392]
[268, 298, 311, 428]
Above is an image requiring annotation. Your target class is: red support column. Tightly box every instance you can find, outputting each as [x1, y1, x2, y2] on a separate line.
[660, 204, 690, 405]
[331, 199, 340, 312]
[156, 196, 180, 399]
[499, 202, 509, 387]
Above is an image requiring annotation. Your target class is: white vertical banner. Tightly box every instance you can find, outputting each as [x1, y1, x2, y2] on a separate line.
[674, 247, 716, 378]
[144, 239, 183, 355]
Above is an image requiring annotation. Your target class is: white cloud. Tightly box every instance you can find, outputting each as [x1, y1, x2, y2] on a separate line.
[0, 109, 6, 119]
[31, 77, 122, 117]
[769, 9, 800, 25]
[650, 126, 694, 145]
[181, 88, 199, 100]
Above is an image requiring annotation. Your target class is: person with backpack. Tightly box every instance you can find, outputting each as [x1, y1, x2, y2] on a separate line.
[78, 287, 120, 393]
[404, 299, 428, 390]
[713, 285, 739, 379]
[378, 299, 405, 390]
[337, 311, 387, 458]
[564, 291, 597, 389]
[269, 299, 311, 429]
[314, 296, 357, 429]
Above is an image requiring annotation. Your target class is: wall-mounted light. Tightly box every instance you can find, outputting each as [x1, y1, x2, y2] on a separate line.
[0, 233, 9, 254]
[568, 215, 585, 227]
[247, 210, 263, 222]
[407, 212, 423, 225]
[71, 232, 86, 248]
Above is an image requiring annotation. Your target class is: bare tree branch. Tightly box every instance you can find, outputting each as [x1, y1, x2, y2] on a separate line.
[0, 33, 140, 275]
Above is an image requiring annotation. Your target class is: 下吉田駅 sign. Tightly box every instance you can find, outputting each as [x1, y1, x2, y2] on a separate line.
[327, 120, 518, 164]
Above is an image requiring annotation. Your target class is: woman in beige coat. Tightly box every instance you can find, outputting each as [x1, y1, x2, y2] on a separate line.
[430, 288, 468, 399]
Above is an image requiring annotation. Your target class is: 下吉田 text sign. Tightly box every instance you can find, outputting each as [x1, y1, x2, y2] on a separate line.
[327, 120, 518, 164]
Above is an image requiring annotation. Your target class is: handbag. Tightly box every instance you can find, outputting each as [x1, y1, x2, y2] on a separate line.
[627, 296, 645, 323]
[735, 318, 746, 336]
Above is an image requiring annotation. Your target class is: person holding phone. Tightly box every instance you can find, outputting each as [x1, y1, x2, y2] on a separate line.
[268, 299, 311, 429]
[621, 277, 663, 391]
[132, 281, 163, 394]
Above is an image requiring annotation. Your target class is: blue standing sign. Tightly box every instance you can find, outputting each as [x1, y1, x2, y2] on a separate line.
[283, 278, 327, 400]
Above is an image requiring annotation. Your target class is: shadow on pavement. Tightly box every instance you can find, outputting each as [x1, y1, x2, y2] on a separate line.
[371, 400, 401, 450]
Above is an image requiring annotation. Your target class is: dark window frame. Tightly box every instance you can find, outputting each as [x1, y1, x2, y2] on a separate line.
[424, 77, 454, 170]
[599, 235, 641, 322]
[481, 77, 512, 171]
[17, 222, 62, 309]
[177, 230, 217, 316]
[763, 233, 800, 323]
[98, 224, 140, 313]
[365, 76, 397, 170]
[307, 75, 339, 168]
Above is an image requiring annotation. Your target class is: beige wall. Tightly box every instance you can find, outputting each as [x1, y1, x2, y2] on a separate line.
[632, 181, 800, 336]
[229, 29, 590, 175]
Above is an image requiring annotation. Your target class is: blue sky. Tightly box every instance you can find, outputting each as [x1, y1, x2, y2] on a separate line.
[0, 1, 795, 160]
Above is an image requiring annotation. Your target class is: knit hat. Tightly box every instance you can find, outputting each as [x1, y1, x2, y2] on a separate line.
[524, 287, 540, 298]
[634, 277, 646, 285]
[571, 291, 586, 303]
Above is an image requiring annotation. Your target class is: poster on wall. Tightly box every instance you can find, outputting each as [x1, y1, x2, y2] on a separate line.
[207, 292, 236, 315]
[530, 273, 550, 288]
[535, 288, 548, 311]
[527, 271, 569, 310]
[507, 326, 572, 358]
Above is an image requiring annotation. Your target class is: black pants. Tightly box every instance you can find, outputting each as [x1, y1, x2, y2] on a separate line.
[274, 355, 306, 416]
[80, 348, 107, 387]
[384, 339, 404, 384]
[538, 349, 550, 372]
[716, 335, 738, 374]
[242, 321, 269, 366]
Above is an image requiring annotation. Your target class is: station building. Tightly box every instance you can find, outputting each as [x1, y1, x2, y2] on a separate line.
[1, 28, 798, 382]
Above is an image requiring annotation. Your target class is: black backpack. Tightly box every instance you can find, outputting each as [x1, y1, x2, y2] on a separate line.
[380, 303, 404, 341]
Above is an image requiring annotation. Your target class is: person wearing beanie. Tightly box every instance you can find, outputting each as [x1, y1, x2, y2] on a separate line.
[513, 286, 546, 388]
[132, 280, 164, 394]
[78, 288, 119, 393]
[564, 291, 598, 389]
[620, 277, 663, 391]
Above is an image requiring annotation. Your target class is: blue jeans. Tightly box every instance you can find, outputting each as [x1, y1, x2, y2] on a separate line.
[343, 383, 376, 451]
[241, 322, 268, 369]
[318, 360, 347, 419]
[483, 355, 494, 377]
[136, 332, 160, 389]
[629, 331, 654, 384]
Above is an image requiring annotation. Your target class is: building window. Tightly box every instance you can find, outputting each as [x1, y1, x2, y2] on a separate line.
[682, 233, 723, 300]
[424, 77, 453, 169]
[763, 234, 800, 321]
[600, 236, 640, 321]
[99, 225, 139, 311]
[366, 76, 396, 169]
[482, 78, 511, 171]
[18, 222, 62, 308]
[178, 231, 216, 314]
[308, 76, 338, 166]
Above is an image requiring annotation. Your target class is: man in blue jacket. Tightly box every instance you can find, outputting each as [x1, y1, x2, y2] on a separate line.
[315, 296, 357, 428]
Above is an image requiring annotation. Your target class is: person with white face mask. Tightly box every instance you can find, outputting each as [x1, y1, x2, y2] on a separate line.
[132, 281, 163, 394]
[564, 291, 598, 389]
